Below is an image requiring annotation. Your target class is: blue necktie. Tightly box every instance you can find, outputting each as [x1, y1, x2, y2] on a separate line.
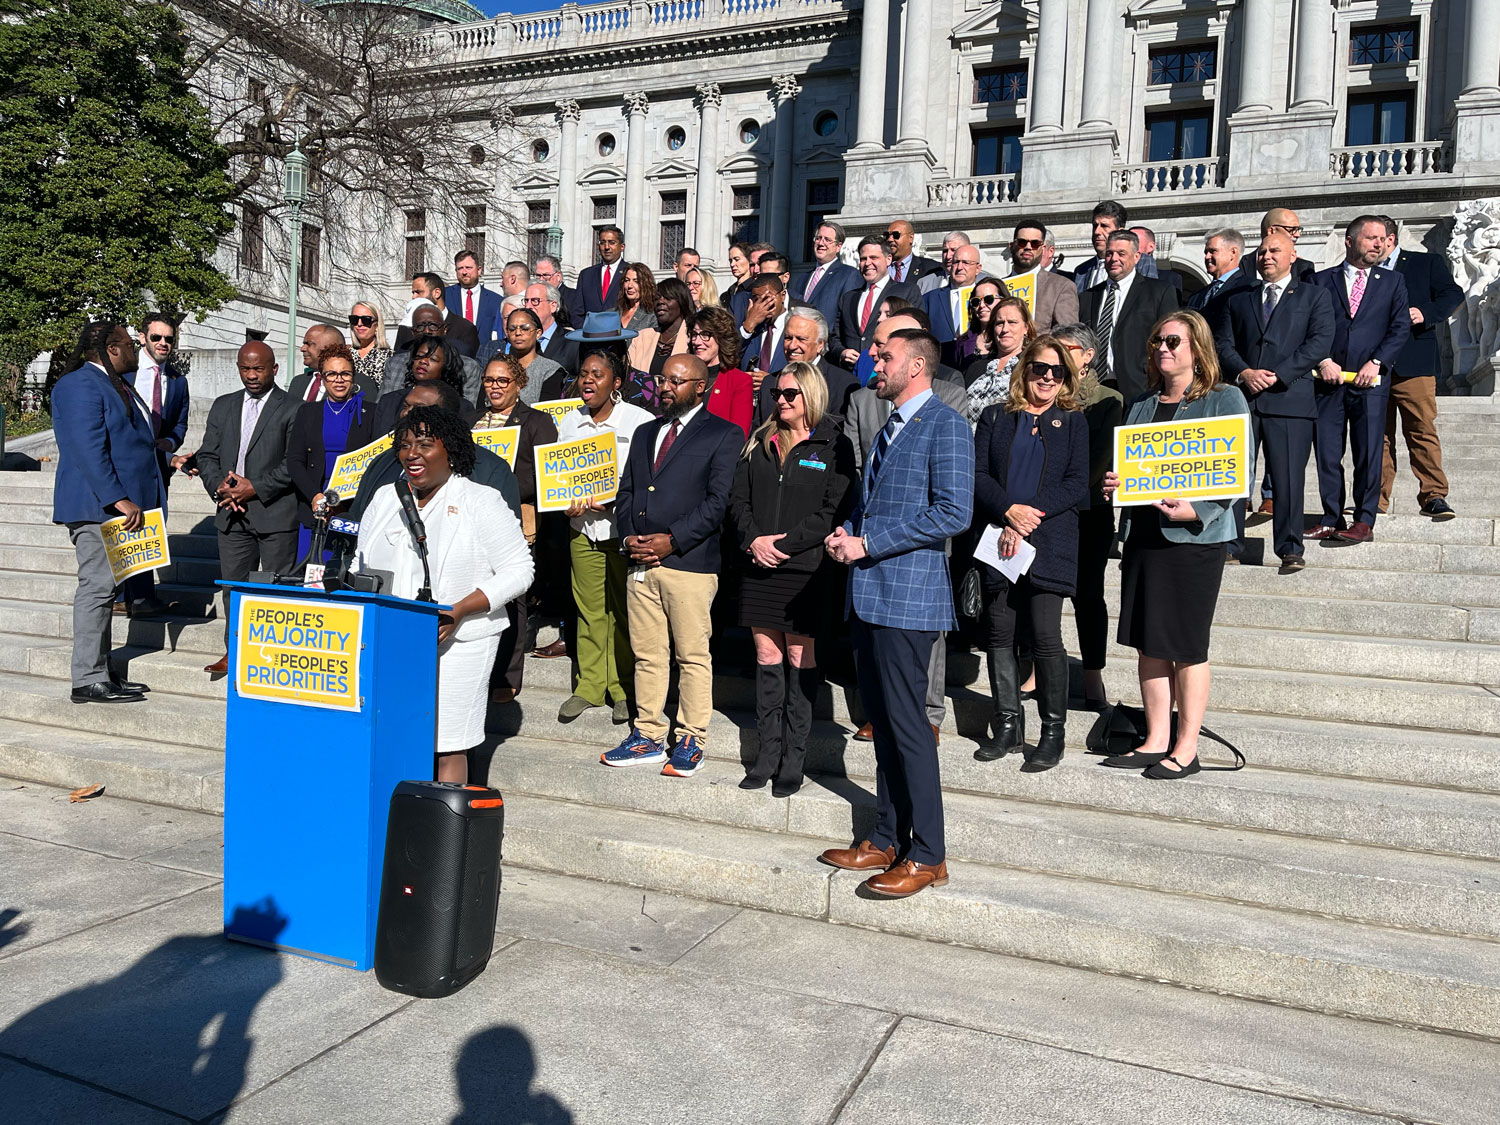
[868, 412, 899, 482]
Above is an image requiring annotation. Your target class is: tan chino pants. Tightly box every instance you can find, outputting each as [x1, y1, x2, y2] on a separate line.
[1381, 376, 1449, 509]
[626, 566, 719, 745]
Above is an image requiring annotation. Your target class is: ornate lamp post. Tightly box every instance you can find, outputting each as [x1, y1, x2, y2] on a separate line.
[545, 223, 563, 263]
[283, 142, 310, 381]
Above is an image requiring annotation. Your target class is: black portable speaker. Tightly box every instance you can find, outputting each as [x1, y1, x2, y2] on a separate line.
[374, 780, 505, 998]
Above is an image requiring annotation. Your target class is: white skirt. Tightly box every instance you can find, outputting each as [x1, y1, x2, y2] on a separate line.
[437, 633, 501, 753]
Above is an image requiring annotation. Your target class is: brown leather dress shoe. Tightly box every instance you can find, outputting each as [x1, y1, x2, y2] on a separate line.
[853, 722, 874, 742]
[203, 655, 228, 675]
[1334, 521, 1373, 544]
[1304, 523, 1343, 540]
[819, 840, 896, 871]
[530, 639, 568, 659]
[862, 859, 949, 898]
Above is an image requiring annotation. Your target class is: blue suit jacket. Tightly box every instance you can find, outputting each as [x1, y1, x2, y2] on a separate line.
[570, 261, 625, 325]
[1310, 264, 1412, 383]
[51, 363, 165, 524]
[842, 392, 974, 630]
[922, 285, 970, 344]
[122, 362, 190, 481]
[616, 408, 742, 574]
[741, 322, 788, 378]
[1213, 277, 1336, 420]
[1389, 250, 1463, 377]
[447, 283, 503, 348]
[790, 260, 861, 328]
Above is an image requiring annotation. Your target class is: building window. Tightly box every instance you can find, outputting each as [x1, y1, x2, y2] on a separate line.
[802, 179, 840, 262]
[404, 208, 426, 277]
[666, 126, 686, 151]
[300, 224, 321, 288]
[972, 127, 1023, 176]
[240, 205, 264, 271]
[658, 191, 687, 270]
[974, 65, 1028, 103]
[1350, 23, 1418, 65]
[305, 108, 323, 191]
[592, 196, 618, 257]
[527, 200, 551, 263]
[1148, 44, 1218, 85]
[814, 111, 839, 137]
[465, 204, 488, 269]
[1145, 110, 1212, 161]
[1346, 91, 1413, 146]
[730, 183, 761, 242]
[597, 133, 616, 157]
[739, 120, 760, 145]
[533, 139, 549, 162]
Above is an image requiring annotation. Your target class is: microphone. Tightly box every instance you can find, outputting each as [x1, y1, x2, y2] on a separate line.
[314, 489, 342, 518]
[397, 475, 434, 603]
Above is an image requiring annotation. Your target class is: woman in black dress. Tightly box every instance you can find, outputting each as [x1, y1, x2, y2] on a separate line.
[728, 361, 856, 796]
[972, 336, 1089, 771]
[1102, 310, 1249, 780]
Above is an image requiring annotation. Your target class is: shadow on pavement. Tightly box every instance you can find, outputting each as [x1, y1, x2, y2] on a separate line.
[0, 899, 286, 1120]
[0, 908, 30, 951]
[454, 1025, 573, 1125]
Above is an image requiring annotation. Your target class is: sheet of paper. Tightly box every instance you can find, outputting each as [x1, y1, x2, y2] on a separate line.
[973, 523, 1036, 583]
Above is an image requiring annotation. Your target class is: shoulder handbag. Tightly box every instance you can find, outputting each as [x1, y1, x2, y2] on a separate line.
[1084, 702, 1246, 770]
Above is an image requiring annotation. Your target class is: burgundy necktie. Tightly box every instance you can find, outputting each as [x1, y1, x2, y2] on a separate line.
[894, 259, 905, 283]
[761, 325, 773, 370]
[859, 283, 877, 333]
[653, 419, 680, 473]
[306, 373, 323, 402]
[150, 365, 163, 426]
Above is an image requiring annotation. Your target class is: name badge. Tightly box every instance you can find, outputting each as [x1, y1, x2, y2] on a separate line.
[798, 459, 827, 470]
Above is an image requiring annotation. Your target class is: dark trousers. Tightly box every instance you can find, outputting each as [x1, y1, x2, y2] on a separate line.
[217, 521, 298, 646]
[1071, 505, 1114, 670]
[984, 578, 1064, 657]
[1259, 414, 1315, 558]
[1315, 384, 1388, 527]
[852, 614, 944, 866]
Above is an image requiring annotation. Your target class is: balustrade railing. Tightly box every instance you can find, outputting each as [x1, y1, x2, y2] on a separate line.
[924, 174, 1020, 209]
[1112, 158, 1225, 195]
[1330, 143, 1452, 179]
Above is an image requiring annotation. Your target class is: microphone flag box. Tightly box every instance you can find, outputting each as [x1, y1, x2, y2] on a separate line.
[326, 434, 394, 497]
[534, 430, 619, 513]
[100, 507, 171, 584]
[1113, 414, 1251, 506]
[471, 425, 520, 467]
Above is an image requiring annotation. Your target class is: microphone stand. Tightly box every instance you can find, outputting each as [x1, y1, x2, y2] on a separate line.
[397, 476, 435, 603]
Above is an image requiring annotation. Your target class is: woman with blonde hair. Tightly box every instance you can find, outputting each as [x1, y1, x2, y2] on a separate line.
[685, 266, 720, 310]
[1102, 309, 1249, 780]
[972, 335, 1089, 771]
[348, 300, 391, 388]
[728, 360, 856, 796]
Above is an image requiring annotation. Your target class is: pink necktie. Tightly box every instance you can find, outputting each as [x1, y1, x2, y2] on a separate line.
[1349, 270, 1366, 317]
[150, 365, 162, 424]
[805, 264, 825, 296]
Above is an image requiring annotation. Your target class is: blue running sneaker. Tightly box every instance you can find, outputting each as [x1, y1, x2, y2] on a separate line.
[602, 729, 667, 767]
[662, 735, 704, 777]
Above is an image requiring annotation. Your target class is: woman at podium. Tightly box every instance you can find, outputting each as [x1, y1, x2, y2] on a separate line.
[354, 406, 533, 782]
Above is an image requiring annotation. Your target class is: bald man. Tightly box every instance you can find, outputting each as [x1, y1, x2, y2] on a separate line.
[288, 324, 378, 402]
[884, 220, 944, 287]
[1260, 207, 1319, 282]
[196, 341, 303, 673]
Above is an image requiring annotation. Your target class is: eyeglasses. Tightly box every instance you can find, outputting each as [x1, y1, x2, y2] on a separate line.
[687, 329, 714, 340]
[507, 322, 537, 331]
[523, 297, 548, 306]
[1026, 362, 1068, 384]
[1270, 224, 1303, 236]
[1061, 343, 1085, 354]
[412, 322, 443, 334]
[482, 376, 515, 387]
[348, 315, 375, 327]
[148, 333, 174, 344]
[773, 387, 803, 403]
[653, 375, 700, 387]
[1012, 238, 1043, 250]
[322, 370, 354, 381]
[1149, 334, 1185, 352]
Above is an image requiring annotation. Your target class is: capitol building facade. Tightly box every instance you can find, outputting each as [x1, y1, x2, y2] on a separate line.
[182, 0, 1500, 389]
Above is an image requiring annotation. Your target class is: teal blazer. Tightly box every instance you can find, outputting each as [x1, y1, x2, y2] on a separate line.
[1117, 384, 1250, 546]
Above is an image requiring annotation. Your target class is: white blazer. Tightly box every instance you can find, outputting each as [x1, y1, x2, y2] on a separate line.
[355, 474, 533, 643]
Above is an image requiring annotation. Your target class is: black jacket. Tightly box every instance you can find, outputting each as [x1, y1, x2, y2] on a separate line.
[973, 403, 1089, 596]
[617, 408, 741, 574]
[728, 423, 857, 573]
[476, 399, 558, 506]
[348, 446, 520, 522]
[287, 394, 379, 528]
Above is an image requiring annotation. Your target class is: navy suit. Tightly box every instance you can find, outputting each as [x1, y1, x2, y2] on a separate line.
[1188, 267, 1256, 320]
[790, 259, 861, 328]
[831, 279, 919, 368]
[922, 285, 971, 345]
[123, 362, 189, 480]
[1214, 277, 1336, 557]
[570, 261, 625, 325]
[1309, 265, 1412, 528]
[445, 283, 502, 343]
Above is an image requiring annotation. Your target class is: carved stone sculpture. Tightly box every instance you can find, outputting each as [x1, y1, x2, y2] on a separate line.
[1447, 198, 1500, 393]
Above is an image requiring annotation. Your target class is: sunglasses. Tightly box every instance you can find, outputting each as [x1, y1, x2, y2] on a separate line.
[884, 230, 903, 240]
[969, 294, 1001, 307]
[1013, 238, 1043, 250]
[1027, 362, 1068, 384]
[147, 333, 174, 344]
[773, 387, 803, 403]
[1149, 334, 1186, 352]
[348, 315, 375, 327]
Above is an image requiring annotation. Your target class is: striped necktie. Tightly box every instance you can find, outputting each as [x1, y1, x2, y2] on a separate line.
[1095, 281, 1118, 379]
[868, 412, 899, 482]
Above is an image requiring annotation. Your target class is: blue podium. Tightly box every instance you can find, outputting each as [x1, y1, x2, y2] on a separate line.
[219, 580, 445, 970]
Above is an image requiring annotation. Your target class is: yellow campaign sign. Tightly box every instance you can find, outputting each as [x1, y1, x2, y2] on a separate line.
[472, 425, 520, 467]
[100, 507, 171, 584]
[534, 431, 618, 513]
[1113, 414, 1251, 506]
[1003, 269, 1038, 316]
[532, 398, 584, 427]
[325, 434, 393, 498]
[235, 595, 363, 711]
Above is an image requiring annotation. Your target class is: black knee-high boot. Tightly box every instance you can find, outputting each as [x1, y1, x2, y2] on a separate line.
[1022, 652, 1068, 772]
[775, 665, 820, 796]
[741, 662, 785, 788]
[976, 648, 1024, 762]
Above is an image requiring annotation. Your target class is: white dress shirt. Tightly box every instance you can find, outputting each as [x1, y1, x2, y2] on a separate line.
[457, 283, 488, 324]
[653, 402, 703, 460]
[558, 401, 655, 540]
[749, 310, 789, 369]
[1101, 269, 1137, 375]
[133, 348, 167, 436]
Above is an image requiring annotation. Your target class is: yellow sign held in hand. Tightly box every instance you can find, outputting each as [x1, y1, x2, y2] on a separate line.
[1003, 269, 1038, 315]
[326, 434, 393, 497]
[532, 398, 585, 427]
[100, 507, 171, 584]
[472, 426, 520, 467]
[534, 431, 618, 513]
[1113, 415, 1251, 506]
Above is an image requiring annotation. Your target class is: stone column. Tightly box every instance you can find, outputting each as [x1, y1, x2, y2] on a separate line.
[1290, 0, 1332, 109]
[555, 99, 581, 275]
[770, 76, 800, 252]
[693, 84, 721, 268]
[853, 0, 890, 148]
[895, 0, 931, 148]
[1237, 0, 1274, 113]
[1030, 0, 1066, 134]
[1461, 0, 1500, 96]
[623, 91, 649, 260]
[1453, 0, 1500, 174]
[1079, 0, 1119, 129]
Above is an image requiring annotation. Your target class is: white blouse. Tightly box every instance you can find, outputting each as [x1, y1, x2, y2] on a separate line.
[556, 401, 656, 541]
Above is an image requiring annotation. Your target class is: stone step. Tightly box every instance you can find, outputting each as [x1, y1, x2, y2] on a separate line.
[1246, 512, 1497, 545]
[0, 543, 222, 585]
[0, 598, 225, 654]
[0, 570, 219, 613]
[1203, 558, 1500, 607]
[504, 795, 1500, 1038]
[0, 671, 224, 752]
[0, 520, 220, 558]
[19, 639, 229, 700]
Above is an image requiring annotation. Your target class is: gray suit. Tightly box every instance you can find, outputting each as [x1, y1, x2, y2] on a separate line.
[1026, 268, 1081, 333]
[842, 379, 971, 727]
[197, 387, 302, 641]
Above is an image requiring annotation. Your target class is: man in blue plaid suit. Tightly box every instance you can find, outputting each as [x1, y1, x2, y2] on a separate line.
[822, 327, 974, 899]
